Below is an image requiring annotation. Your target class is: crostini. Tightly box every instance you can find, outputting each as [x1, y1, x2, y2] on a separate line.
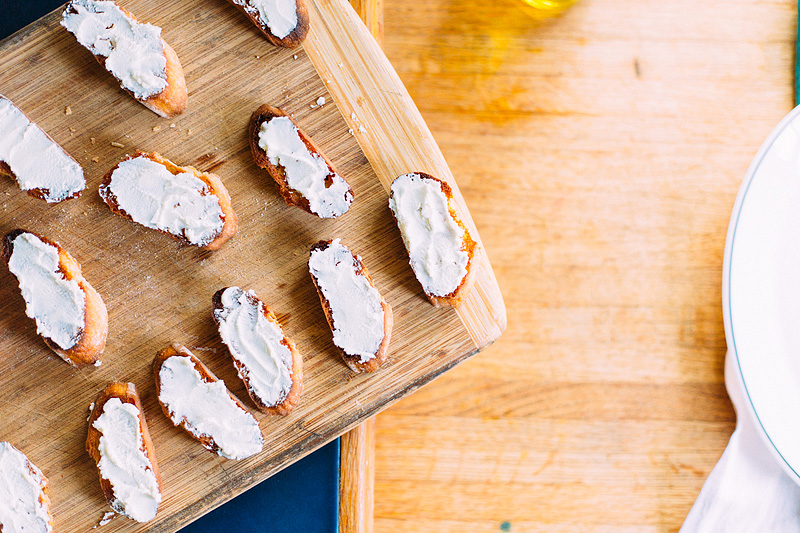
[308, 239, 392, 373]
[0, 442, 54, 533]
[388, 172, 479, 307]
[61, 0, 187, 118]
[228, 0, 309, 48]
[99, 152, 237, 250]
[213, 287, 303, 415]
[86, 382, 161, 523]
[2, 229, 108, 366]
[154, 343, 263, 459]
[0, 96, 85, 202]
[249, 104, 353, 218]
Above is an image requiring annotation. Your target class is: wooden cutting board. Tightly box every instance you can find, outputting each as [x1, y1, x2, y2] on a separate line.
[0, 0, 505, 530]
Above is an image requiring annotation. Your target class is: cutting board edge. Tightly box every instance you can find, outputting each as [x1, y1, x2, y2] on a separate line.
[155, 341, 485, 531]
[303, 0, 507, 352]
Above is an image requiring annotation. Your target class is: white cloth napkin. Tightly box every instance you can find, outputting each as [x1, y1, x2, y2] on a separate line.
[681, 353, 800, 532]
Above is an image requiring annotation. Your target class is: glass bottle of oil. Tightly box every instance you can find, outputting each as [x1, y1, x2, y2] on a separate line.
[520, 0, 578, 18]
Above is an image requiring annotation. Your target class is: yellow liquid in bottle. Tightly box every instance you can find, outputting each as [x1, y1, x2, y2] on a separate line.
[520, 0, 578, 16]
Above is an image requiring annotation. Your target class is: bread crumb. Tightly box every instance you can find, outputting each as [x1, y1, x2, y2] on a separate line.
[90, 137, 96, 145]
[92, 511, 115, 528]
[170, 123, 176, 128]
[350, 112, 356, 120]
[348, 128, 354, 135]
[110, 141, 124, 148]
[311, 96, 326, 108]
[94, 360, 102, 367]
[153, 125, 161, 132]
[187, 129, 193, 135]
[255, 55, 260, 59]
[65, 106, 72, 115]
[358, 125, 366, 133]
[69, 127, 76, 133]
[91, 156, 100, 163]
[293, 54, 298, 60]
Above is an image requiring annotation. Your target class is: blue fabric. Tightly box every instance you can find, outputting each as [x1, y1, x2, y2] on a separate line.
[0, 0, 66, 41]
[2, 6, 342, 533]
[181, 440, 341, 533]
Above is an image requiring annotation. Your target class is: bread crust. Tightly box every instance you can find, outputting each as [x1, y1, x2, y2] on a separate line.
[0, 101, 83, 202]
[63, 2, 187, 118]
[86, 382, 161, 519]
[2, 229, 108, 367]
[308, 240, 393, 373]
[212, 288, 303, 415]
[390, 172, 480, 308]
[248, 104, 354, 218]
[153, 343, 262, 455]
[99, 151, 238, 251]
[227, 0, 309, 48]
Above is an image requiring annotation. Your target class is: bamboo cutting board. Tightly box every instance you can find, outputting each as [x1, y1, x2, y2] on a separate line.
[0, 0, 505, 530]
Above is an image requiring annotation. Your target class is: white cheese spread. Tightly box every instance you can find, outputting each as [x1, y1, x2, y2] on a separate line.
[61, 0, 168, 99]
[93, 398, 160, 522]
[0, 97, 85, 202]
[215, 287, 294, 407]
[308, 240, 385, 362]
[258, 116, 352, 218]
[158, 353, 263, 460]
[0, 442, 51, 533]
[234, 0, 298, 39]
[389, 173, 469, 297]
[100, 155, 225, 246]
[7, 232, 85, 350]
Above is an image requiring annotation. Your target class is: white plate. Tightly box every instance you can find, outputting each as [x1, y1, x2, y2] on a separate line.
[724, 104, 800, 484]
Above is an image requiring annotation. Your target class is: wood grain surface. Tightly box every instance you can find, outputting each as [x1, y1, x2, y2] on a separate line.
[0, 0, 503, 531]
[340, 417, 375, 533]
[373, 0, 797, 531]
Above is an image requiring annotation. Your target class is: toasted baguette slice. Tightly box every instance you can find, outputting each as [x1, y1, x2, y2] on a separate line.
[212, 287, 303, 415]
[2, 229, 108, 367]
[154, 343, 264, 459]
[388, 172, 480, 307]
[308, 239, 392, 373]
[99, 151, 237, 250]
[249, 104, 354, 218]
[0, 442, 54, 533]
[0, 96, 85, 202]
[87, 382, 162, 523]
[228, 0, 309, 48]
[61, 0, 187, 118]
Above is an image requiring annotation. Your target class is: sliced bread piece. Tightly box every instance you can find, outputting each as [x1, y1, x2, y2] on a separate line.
[212, 287, 303, 415]
[86, 382, 161, 523]
[99, 151, 237, 250]
[389, 172, 480, 307]
[228, 0, 309, 48]
[154, 343, 263, 459]
[308, 239, 392, 373]
[249, 104, 353, 218]
[0, 442, 54, 533]
[0, 96, 85, 202]
[61, 0, 187, 118]
[2, 229, 108, 367]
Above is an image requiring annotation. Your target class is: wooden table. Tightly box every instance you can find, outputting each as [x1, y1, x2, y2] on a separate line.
[373, 0, 797, 530]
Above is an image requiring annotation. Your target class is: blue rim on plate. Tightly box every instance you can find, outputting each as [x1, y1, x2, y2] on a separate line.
[723, 104, 800, 485]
